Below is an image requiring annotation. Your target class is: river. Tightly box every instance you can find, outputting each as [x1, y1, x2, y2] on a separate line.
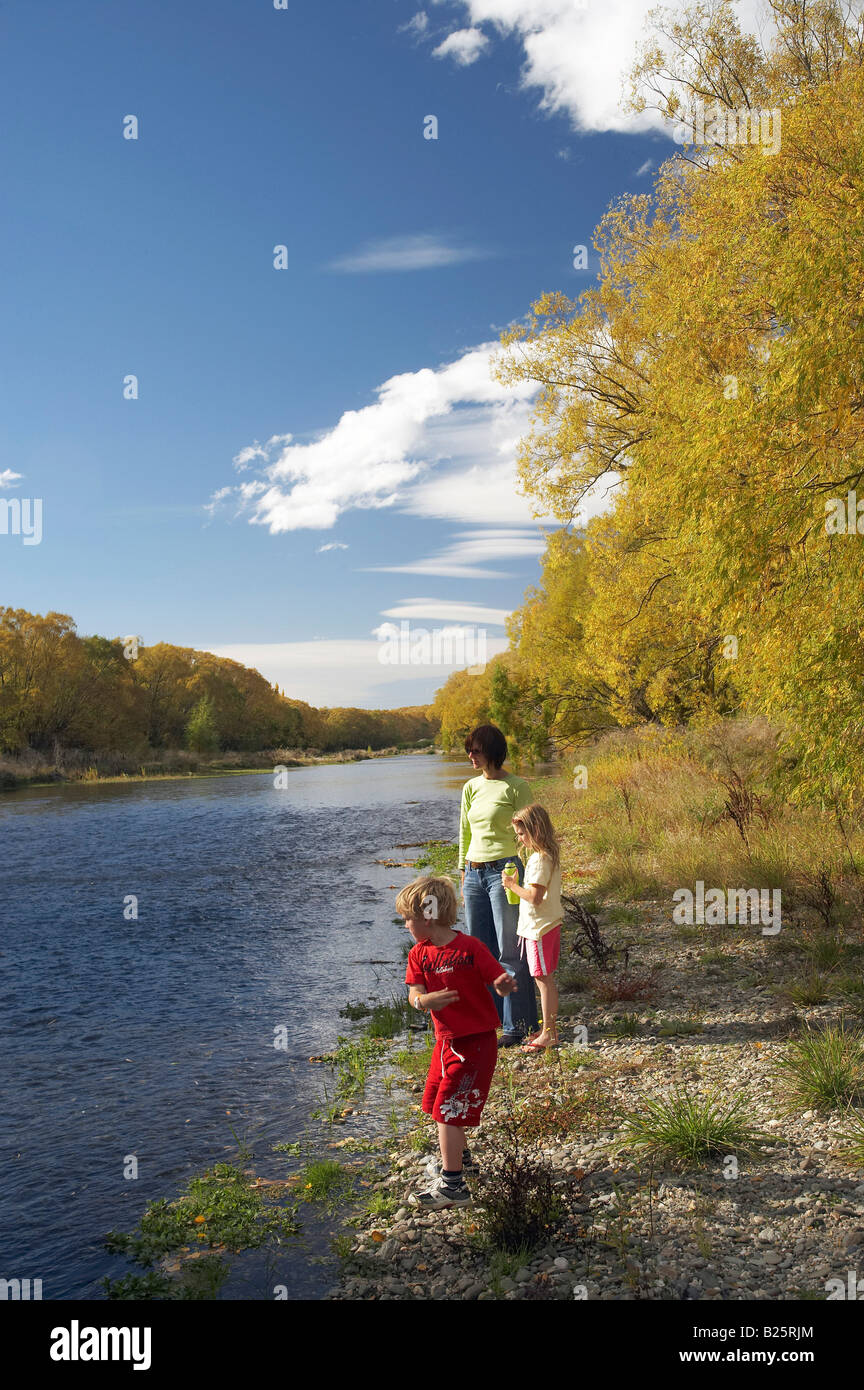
[0, 753, 470, 1299]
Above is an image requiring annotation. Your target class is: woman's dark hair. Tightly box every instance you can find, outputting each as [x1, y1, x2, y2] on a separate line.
[464, 724, 508, 769]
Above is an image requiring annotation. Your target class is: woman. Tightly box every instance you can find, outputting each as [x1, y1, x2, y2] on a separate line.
[458, 724, 539, 1046]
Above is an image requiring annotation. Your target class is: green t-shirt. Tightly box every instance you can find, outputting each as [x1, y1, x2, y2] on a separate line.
[458, 772, 533, 868]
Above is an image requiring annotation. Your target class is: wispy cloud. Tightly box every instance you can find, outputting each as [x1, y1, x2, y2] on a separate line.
[400, 10, 429, 38]
[379, 597, 510, 626]
[317, 541, 348, 552]
[328, 233, 490, 274]
[634, 159, 654, 177]
[367, 528, 545, 578]
[0, 469, 23, 489]
[432, 27, 490, 66]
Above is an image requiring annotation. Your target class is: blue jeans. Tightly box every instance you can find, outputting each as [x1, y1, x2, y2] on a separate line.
[462, 857, 539, 1036]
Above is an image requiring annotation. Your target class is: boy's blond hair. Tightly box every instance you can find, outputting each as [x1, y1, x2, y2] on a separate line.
[512, 803, 560, 870]
[395, 875, 459, 929]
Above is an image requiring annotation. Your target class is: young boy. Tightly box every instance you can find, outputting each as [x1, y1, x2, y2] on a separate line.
[397, 874, 516, 1209]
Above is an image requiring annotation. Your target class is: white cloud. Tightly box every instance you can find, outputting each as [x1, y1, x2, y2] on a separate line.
[210, 342, 546, 534]
[432, 26, 490, 65]
[417, 1, 776, 135]
[0, 469, 22, 489]
[367, 527, 545, 578]
[203, 634, 508, 706]
[328, 233, 489, 273]
[379, 596, 511, 626]
[317, 541, 349, 552]
[634, 159, 654, 176]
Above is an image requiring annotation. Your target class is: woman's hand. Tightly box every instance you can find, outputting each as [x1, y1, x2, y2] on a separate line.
[460, 869, 465, 902]
[493, 972, 517, 997]
[422, 988, 460, 1011]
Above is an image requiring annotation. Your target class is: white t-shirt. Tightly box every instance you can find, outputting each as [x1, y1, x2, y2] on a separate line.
[516, 852, 564, 940]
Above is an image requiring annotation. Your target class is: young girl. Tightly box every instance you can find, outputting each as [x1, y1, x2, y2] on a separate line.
[501, 804, 564, 1052]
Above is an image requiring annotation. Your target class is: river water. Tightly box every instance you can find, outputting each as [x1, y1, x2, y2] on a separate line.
[0, 753, 470, 1299]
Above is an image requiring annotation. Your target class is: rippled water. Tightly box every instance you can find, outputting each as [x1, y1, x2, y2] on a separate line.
[0, 754, 466, 1299]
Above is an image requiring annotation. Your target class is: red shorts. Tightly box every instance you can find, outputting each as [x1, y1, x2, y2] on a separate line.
[422, 1030, 498, 1128]
[519, 925, 561, 978]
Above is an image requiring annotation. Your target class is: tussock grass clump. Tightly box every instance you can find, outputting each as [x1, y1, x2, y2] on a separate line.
[836, 1110, 864, 1168]
[801, 933, 845, 971]
[617, 1090, 769, 1170]
[786, 974, 832, 1006]
[776, 1022, 864, 1112]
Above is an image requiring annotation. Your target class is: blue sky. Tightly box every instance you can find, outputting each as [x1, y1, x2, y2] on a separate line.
[0, 0, 762, 706]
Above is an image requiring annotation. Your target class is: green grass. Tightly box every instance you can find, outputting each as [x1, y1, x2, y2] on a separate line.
[298, 1160, 354, 1210]
[836, 1109, 864, 1168]
[609, 1013, 644, 1037]
[393, 1037, 435, 1082]
[366, 995, 412, 1039]
[414, 840, 459, 877]
[786, 973, 832, 1005]
[322, 1035, 389, 1099]
[485, 1244, 535, 1295]
[776, 1022, 864, 1112]
[339, 1001, 372, 1021]
[617, 1090, 769, 1169]
[699, 949, 731, 966]
[103, 1163, 300, 1297]
[801, 934, 845, 971]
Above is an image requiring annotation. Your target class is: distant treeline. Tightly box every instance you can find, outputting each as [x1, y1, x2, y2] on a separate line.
[0, 608, 438, 758]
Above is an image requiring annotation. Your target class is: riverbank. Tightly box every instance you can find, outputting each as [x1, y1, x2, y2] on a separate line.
[322, 751, 864, 1302]
[0, 743, 436, 792]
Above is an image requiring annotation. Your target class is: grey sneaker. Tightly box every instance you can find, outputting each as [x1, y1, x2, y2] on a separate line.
[408, 1177, 473, 1209]
[424, 1153, 480, 1180]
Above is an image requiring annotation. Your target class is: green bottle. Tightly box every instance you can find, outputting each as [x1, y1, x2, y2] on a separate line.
[504, 862, 520, 905]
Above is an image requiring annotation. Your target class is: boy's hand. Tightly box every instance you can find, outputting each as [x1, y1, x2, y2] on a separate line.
[493, 972, 517, 996]
[423, 988, 460, 1011]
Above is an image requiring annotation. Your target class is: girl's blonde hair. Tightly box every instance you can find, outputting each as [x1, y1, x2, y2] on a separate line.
[512, 803, 560, 870]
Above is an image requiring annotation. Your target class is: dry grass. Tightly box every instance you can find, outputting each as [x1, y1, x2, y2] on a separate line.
[545, 720, 864, 929]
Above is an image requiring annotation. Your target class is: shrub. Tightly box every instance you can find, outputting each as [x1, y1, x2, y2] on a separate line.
[593, 969, 657, 1004]
[472, 1116, 585, 1253]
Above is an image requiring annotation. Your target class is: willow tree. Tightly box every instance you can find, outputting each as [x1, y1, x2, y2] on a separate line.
[495, 0, 864, 806]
